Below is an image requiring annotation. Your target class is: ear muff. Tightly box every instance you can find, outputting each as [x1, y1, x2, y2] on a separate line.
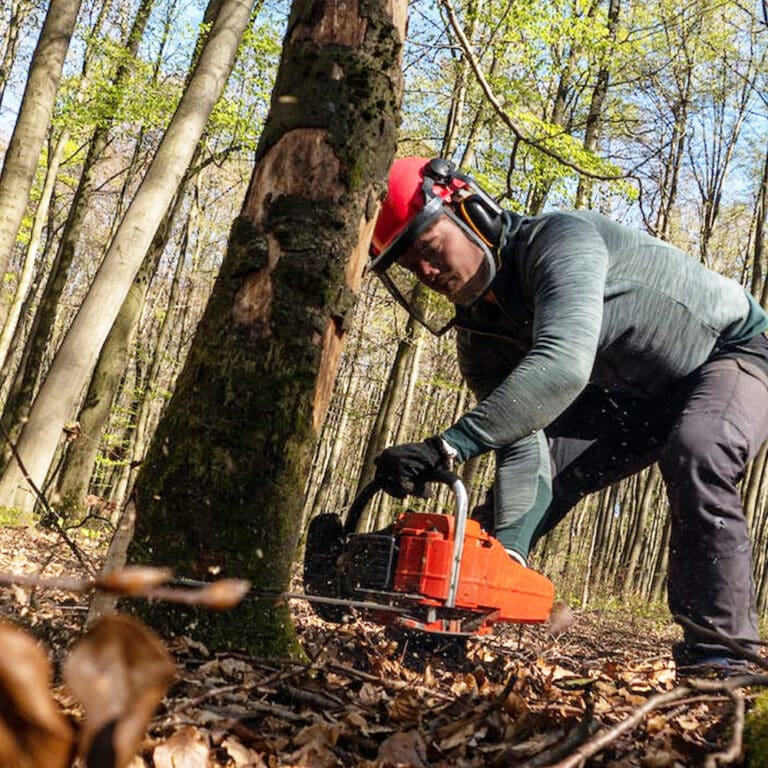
[456, 195, 503, 248]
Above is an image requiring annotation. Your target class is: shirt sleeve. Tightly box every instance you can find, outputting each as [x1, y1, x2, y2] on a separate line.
[443, 213, 608, 462]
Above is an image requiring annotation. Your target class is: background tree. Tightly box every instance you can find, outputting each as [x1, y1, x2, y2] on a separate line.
[0, 0, 254, 512]
[0, 0, 82, 280]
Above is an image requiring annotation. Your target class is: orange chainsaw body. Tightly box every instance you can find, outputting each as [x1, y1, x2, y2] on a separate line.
[392, 511, 554, 625]
[378, 511, 554, 634]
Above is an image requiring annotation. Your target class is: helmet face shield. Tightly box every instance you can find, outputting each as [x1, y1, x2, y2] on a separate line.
[369, 157, 504, 336]
[377, 264, 457, 336]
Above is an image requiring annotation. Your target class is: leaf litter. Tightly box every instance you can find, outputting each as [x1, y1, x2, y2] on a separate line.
[0, 522, 766, 767]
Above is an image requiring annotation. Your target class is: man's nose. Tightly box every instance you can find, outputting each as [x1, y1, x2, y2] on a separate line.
[415, 258, 439, 282]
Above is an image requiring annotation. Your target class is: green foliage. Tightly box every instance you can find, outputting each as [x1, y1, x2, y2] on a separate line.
[0, 506, 35, 527]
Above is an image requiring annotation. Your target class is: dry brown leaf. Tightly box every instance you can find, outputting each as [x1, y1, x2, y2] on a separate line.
[220, 735, 266, 767]
[0, 620, 75, 768]
[195, 579, 251, 610]
[342, 710, 368, 732]
[376, 729, 429, 768]
[63, 614, 177, 768]
[645, 714, 668, 735]
[388, 689, 421, 723]
[357, 682, 382, 707]
[287, 723, 341, 768]
[674, 713, 700, 731]
[153, 726, 211, 767]
[95, 567, 174, 595]
[503, 690, 529, 720]
[640, 747, 683, 767]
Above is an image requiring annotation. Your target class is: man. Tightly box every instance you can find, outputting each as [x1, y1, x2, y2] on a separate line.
[369, 156, 768, 674]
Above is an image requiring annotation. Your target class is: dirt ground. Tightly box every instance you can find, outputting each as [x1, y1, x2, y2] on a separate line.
[1, 520, 766, 767]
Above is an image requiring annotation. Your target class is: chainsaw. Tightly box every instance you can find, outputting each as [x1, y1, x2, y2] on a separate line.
[303, 472, 554, 636]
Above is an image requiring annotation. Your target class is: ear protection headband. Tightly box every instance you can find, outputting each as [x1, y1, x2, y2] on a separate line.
[422, 158, 504, 250]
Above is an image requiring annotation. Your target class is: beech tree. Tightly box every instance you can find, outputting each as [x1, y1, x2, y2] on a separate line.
[128, 0, 408, 656]
[0, 0, 83, 280]
[0, 0, 253, 512]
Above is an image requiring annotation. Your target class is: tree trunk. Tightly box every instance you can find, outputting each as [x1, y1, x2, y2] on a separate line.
[127, 0, 408, 656]
[621, 466, 660, 595]
[0, 0, 35, 110]
[753, 143, 768, 303]
[110, 192, 199, 510]
[574, 0, 620, 209]
[0, 130, 66, 372]
[0, 0, 82, 280]
[53, 165, 197, 516]
[0, 0, 155, 458]
[0, 0, 252, 512]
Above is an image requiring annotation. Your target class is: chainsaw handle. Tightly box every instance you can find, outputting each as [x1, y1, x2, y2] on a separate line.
[343, 470, 468, 552]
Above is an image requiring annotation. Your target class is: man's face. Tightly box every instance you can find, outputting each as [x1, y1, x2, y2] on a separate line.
[398, 214, 486, 304]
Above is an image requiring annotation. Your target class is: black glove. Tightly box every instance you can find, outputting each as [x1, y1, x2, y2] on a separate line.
[374, 437, 450, 498]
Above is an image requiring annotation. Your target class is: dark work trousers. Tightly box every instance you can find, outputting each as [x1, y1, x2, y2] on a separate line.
[531, 341, 768, 658]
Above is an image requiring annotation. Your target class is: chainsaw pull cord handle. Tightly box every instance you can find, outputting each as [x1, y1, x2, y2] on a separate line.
[342, 471, 469, 609]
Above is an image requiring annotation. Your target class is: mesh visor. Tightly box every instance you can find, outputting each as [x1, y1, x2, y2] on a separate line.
[378, 268, 457, 336]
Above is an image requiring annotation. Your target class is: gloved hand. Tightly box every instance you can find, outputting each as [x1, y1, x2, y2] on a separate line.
[374, 437, 450, 498]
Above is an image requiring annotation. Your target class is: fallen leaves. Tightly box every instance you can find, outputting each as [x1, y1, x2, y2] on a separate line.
[63, 615, 177, 768]
[0, 620, 75, 768]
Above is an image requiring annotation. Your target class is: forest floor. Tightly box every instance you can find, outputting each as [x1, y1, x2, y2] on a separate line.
[1, 520, 768, 767]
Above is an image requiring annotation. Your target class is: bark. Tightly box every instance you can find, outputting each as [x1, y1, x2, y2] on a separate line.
[0, 131, 66, 372]
[128, 0, 408, 656]
[110, 192, 198, 509]
[621, 466, 660, 595]
[649, 516, 671, 602]
[53, 167, 197, 516]
[0, 0, 35, 110]
[440, 0, 482, 160]
[0, 0, 82, 280]
[753, 144, 768, 304]
[654, 67, 693, 239]
[0, 0, 253, 512]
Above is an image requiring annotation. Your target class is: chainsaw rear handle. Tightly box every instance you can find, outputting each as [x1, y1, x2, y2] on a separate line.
[343, 470, 469, 609]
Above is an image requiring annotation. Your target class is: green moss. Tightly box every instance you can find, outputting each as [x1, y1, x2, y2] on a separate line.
[746, 690, 768, 767]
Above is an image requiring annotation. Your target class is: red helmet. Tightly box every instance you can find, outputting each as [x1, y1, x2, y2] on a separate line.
[369, 157, 469, 271]
[368, 157, 505, 333]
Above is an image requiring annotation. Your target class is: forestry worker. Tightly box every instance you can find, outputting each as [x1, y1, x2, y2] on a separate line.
[368, 156, 768, 675]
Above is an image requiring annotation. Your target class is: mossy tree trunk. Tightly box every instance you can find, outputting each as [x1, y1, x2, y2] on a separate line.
[128, 0, 408, 657]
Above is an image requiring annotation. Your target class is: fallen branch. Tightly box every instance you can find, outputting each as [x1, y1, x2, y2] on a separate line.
[0, 566, 251, 610]
[544, 674, 768, 768]
[703, 687, 744, 768]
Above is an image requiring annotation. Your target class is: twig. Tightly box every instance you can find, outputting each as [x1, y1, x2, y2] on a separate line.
[544, 686, 694, 768]
[0, 568, 250, 610]
[545, 674, 768, 768]
[438, 0, 631, 184]
[703, 688, 745, 768]
[0, 421, 94, 575]
[674, 615, 768, 669]
[327, 662, 454, 702]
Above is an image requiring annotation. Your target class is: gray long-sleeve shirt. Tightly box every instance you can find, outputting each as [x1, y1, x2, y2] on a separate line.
[442, 210, 767, 463]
